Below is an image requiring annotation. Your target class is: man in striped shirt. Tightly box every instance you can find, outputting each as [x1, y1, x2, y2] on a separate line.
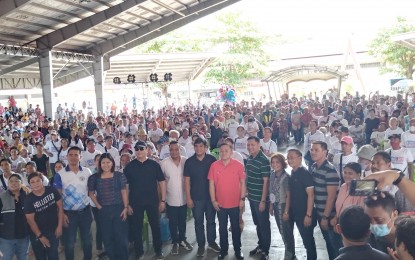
[310, 141, 341, 260]
[246, 136, 271, 260]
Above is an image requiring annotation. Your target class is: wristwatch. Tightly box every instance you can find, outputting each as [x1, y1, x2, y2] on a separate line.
[393, 170, 405, 186]
[240, 197, 246, 201]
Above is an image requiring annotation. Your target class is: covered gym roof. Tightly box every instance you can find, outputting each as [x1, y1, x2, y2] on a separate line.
[0, 0, 239, 88]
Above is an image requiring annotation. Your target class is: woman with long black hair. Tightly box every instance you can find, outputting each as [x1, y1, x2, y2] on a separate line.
[88, 153, 129, 260]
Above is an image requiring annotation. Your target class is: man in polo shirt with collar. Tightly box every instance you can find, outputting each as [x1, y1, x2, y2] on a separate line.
[208, 143, 246, 260]
[310, 141, 341, 260]
[184, 137, 221, 257]
[53, 146, 93, 260]
[124, 141, 166, 260]
[246, 136, 271, 260]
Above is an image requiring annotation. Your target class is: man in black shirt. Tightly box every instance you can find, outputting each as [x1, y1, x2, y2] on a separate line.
[364, 109, 380, 144]
[287, 149, 317, 260]
[124, 141, 166, 260]
[184, 137, 220, 257]
[335, 206, 389, 260]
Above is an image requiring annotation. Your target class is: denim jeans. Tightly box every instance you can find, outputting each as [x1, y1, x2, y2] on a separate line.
[292, 214, 317, 260]
[63, 206, 93, 260]
[98, 204, 129, 260]
[272, 203, 295, 259]
[0, 237, 30, 260]
[191, 200, 217, 247]
[130, 203, 162, 256]
[30, 233, 59, 260]
[217, 207, 241, 254]
[166, 204, 187, 244]
[249, 199, 271, 254]
[317, 215, 342, 260]
[91, 206, 104, 251]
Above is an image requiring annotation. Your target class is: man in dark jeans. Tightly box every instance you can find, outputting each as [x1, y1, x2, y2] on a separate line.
[184, 137, 221, 257]
[246, 136, 271, 260]
[124, 141, 166, 260]
[53, 146, 93, 260]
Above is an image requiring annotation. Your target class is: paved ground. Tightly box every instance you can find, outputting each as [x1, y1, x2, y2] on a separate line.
[30, 142, 331, 260]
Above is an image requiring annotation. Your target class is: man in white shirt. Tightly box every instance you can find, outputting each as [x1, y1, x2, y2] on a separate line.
[304, 120, 326, 166]
[178, 129, 192, 148]
[160, 141, 192, 255]
[234, 125, 249, 160]
[159, 130, 187, 160]
[148, 121, 164, 143]
[401, 118, 415, 160]
[227, 115, 239, 140]
[386, 134, 414, 180]
[80, 138, 102, 171]
[96, 136, 118, 159]
[260, 127, 278, 157]
[370, 122, 387, 149]
[332, 136, 359, 183]
[44, 130, 61, 174]
[384, 117, 403, 140]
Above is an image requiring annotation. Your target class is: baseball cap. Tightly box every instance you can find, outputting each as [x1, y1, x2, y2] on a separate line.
[388, 133, 401, 140]
[134, 141, 147, 150]
[120, 144, 133, 155]
[340, 136, 354, 145]
[237, 125, 245, 130]
[356, 145, 377, 161]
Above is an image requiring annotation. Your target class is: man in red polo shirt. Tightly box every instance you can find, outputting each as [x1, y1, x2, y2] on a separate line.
[209, 143, 246, 260]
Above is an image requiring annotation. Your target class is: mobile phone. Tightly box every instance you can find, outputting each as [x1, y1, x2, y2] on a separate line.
[349, 180, 378, 196]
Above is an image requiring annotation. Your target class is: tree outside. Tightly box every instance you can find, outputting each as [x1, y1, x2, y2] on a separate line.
[369, 17, 415, 79]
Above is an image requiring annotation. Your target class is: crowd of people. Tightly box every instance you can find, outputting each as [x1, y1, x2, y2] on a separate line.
[0, 90, 414, 260]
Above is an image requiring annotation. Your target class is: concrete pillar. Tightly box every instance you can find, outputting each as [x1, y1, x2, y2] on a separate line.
[92, 56, 109, 114]
[38, 50, 55, 120]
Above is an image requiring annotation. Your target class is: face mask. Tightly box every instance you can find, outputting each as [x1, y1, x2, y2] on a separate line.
[370, 219, 391, 237]
[410, 126, 415, 132]
[359, 162, 369, 171]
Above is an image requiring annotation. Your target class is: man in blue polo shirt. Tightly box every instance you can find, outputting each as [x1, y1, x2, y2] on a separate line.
[53, 146, 93, 260]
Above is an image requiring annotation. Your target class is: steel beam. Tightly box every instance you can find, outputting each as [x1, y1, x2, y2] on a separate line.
[0, 57, 38, 77]
[36, 0, 148, 50]
[38, 50, 55, 119]
[89, 0, 241, 57]
[92, 56, 107, 113]
[0, 0, 32, 19]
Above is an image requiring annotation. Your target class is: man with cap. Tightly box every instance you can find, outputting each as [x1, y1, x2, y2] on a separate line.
[80, 138, 102, 171]
[385, 134, 414, 180]
[124, 141, 166, 260]
[94, 132, 105, 152]
[332, 136, 359, 183]
[328, 126, 356, 162]
[356, 144, 377, 177]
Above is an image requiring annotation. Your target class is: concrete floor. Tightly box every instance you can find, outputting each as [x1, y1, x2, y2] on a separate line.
[30, 142, 331, 260]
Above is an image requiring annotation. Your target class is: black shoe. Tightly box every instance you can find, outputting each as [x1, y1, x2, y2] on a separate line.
[260, 252, 269, 260]
[249, 246, 262, 256]
[156, 251, 165, 259]
[235, 251, 244, 260]
[135, 252, 144, 260]
[208, 242, 221, 253]
[218, 252, 228, 259]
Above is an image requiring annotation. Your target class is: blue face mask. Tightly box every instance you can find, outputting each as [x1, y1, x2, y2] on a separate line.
[370, 219, 391, 237]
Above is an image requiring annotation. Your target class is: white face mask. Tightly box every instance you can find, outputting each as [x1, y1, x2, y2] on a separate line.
[410, 126, 415, 132]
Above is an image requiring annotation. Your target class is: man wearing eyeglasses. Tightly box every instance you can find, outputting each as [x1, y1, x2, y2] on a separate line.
[124, 141, 167, 260]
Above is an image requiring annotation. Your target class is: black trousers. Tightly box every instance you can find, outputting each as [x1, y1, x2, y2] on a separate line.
[130, 203, 162, 255]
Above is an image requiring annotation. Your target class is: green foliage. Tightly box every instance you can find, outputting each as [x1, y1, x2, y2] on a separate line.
[369, 17, 415, 79]
[204, 12, 268, 86]
[135, 32, 205, 53]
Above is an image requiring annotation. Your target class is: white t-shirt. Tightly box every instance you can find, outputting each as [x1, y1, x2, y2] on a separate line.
[178, 136, 192, 147]
[244, 121, 259, 137]
[234, 137, 249, 159]
[401, 131, 415, 158]
[227, 120, 239, 140]
[260, 139, 278, 155]
[332, 153, 359, 177]
[386, 147, 413, 177]
[44, 140, 61, 163]
[384, 127, 404, 140]
[96, 145, 118, 160]
[159, 144, 187, 160]
[81, 150, 102, 171]
[329, 140, 357, 156]
[148, 128, 164, 142]
[232, 151, 244, 165]
[371, 131, 386, 145]
[304, 130, 326, 152]
[10, 156, 26, 173]
[58, 148, 69, 165]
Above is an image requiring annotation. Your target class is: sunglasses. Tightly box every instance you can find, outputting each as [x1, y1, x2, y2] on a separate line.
[134, 147, 146, 151]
